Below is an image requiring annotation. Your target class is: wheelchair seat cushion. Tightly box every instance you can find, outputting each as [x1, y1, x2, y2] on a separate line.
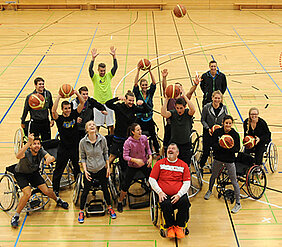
[236, 152, 255, 167]
[6, 164, 17, 174]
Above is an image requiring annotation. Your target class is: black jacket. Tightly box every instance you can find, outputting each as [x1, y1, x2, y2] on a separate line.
[200, 70, 227, 106]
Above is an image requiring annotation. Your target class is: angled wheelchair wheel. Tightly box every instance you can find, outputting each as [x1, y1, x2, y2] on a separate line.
[60, 160, 75, 188]
[216, 167, 230, 195]
[0, 174, 17, 211]
[246, 165, 266, 200]
[14, 128, 26, 155]
[150, 191, 158, 226]
[112, 161, 122, 195]
[189, 156, 202, 198]
[267, 143, 278, 173]
[190, 130, 200, 156]
[194, 135, 203, 163]
[108, 174, 118, 203]
[73, 173, 83, 206]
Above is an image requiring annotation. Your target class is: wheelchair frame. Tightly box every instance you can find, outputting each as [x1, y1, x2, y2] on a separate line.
[216, 163, 267, 202]
[150, 191, 189, 238]
[0, 170, 50, 213]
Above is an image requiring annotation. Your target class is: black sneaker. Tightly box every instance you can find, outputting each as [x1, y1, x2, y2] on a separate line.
[11, 215, 19, 228]
[57, 198, 69, 209]
[117, 202, 123, 213]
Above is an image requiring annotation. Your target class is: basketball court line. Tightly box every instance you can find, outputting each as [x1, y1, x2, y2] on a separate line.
[0, 43, 53, 125]
[233, 27, 282, 93]
[14, 213, 28, 247]
[0, 13, 54, 78]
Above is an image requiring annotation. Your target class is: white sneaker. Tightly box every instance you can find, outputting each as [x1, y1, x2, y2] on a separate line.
[204, 190, 212, 200]
[231, 203, 242, 214]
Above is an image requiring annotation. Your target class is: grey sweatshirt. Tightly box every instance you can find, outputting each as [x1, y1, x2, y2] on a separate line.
[201, 102, 228, 129]
[79, 133, 108, 173]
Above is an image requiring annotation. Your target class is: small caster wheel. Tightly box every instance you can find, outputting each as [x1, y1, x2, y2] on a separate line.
[160, 229, 166, 238]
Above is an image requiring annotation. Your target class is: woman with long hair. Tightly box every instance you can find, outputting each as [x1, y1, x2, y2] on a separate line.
[243, 107, 271, 165]
[117, 123, 152, 212]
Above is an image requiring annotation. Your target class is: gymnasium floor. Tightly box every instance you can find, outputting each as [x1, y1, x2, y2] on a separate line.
[0, 8, 281, 247]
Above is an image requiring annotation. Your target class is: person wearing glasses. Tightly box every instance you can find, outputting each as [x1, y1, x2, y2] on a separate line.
[243, 107, 271, 166]
[89, 46, 118, 135]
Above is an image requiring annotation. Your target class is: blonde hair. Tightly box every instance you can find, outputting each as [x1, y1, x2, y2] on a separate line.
[85, 120, 96, 133]
[212, 90, 223, 103]
[247, 107, 259, 132]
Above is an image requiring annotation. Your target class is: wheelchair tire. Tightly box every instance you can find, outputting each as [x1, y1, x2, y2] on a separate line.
[150, 191, 158, 226]
[14, 128, 25, 155]
[60, 160, 75, 188]
[190, 130, 200, 156]
[268, 143, 278, 173]
[194, 135, 203, 163]
[0, 174, 17, 211]
[73, 173, 83, 206]
[246, 165, 266, 200]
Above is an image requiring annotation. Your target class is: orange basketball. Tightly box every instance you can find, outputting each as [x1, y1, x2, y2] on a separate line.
[210, 124, 221, 135]
[173, 4, 187, 18]
[137, 58, 151, 71]
[243, 135, 256, 149]
[165, 84, 180, 99]
[28, 93, 45, 110]
[219, 135, 234, 149]
[59, 84, 74, 98]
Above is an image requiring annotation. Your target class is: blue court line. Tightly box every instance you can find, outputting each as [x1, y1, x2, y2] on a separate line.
[211, 54, 244, 123]
[0, 43, 54, 125]
[233, 27, 282, 93]
[14, 213, 28, 247]
[72, 27, 98, 90]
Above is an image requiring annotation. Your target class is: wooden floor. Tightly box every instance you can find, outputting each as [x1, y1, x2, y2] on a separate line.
[0, 8, 281, 247]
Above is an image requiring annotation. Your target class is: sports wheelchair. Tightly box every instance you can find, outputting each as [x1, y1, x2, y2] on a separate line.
[14, 126, 75, 188]
[216, 152, 266, 202]
[150, 191, 189, 238]
[73, 172, 115, 217]
[0, 165, 49, 213]
[110, 159, 151, 209]
[40, 139, 75, 188]
[261, 141, 278, 173]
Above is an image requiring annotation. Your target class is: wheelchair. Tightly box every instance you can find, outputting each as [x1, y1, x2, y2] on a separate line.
[188, 154, 203, 198]
[216, 152, 267, 203]
[150, 191, 189, 238]
[40, 139, 75, 188]
[262, 141, 278, 173]
[110, 159, 151, 209]
[0, 165, 49, 213]
[73, 172, 115, 217]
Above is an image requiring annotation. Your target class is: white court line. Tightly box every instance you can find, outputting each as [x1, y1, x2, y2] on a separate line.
[113, 39, 282, 96]
[201, 177, 282, 209]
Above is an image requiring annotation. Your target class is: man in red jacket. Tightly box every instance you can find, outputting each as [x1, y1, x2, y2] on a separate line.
[149, 143, 191, 239]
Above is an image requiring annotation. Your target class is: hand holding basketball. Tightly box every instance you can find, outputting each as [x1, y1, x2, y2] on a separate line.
[243, 135, 256, 149]
[165, 84, 180, 98]
[28, 93, 45, 110]
[137, 58, 151, 71]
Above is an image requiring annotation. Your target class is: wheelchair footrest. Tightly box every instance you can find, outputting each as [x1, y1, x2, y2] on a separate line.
[85, 199, 106, 215]
[29, 199, 41, 209]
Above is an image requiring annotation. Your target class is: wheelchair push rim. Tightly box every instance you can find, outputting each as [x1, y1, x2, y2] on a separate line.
[150, 191, 158, 226]
[268, 143, 278, 173]
[246, 165, 267, 200]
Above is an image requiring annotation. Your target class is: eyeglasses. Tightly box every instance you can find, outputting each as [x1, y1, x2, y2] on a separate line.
[250, 113, 258, 116]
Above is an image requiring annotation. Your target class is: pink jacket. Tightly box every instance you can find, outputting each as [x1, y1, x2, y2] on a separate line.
[123, 135, 152, 168]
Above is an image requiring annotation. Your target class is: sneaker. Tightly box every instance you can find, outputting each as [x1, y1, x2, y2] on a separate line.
[117, 202, 123, 213]
[11, 215, 19, 228]
[231, 203, 242, 214]
[174, 226, 185, 239]
[167, 226, 175, 238]
[108, 207, 117, 219]
[204, 190, 212, 200]
[78, 211, 84, 223]
[57, 198, 69, 209]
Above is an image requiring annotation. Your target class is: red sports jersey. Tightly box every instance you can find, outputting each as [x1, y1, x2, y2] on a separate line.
[150, 158, 191, 196]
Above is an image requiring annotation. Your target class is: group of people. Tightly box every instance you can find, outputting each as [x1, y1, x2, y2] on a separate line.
[11, 47, 271, 238]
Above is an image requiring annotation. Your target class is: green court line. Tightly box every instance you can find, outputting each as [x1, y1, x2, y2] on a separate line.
[155, 240, 157, 247]
[0, 240, 14, 242]
[19, 240, 155, 243]
[0, 12, 54, 77]
[24, 224, 152, 227]
[107, 241, 109, 247]
[122, 12, 132, 95]
[241, 208, 282, 211]
[261, 183, 278, 224]
[40, 209, 149, 212]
